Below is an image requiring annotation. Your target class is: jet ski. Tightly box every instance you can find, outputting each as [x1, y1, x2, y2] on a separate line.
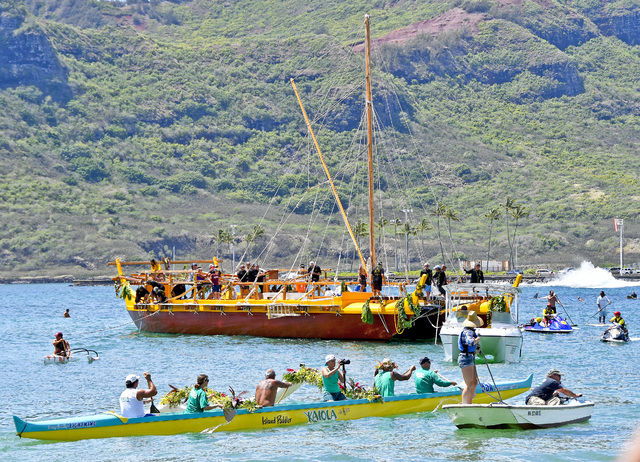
[601, 325, 629, 343]
[524, 315, 573, 333]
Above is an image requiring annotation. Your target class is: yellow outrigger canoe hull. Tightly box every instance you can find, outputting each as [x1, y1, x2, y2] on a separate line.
[15, 375, 532, 441]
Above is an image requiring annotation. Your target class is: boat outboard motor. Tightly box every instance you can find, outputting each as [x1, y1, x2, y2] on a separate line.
[602, 326, 629, 342]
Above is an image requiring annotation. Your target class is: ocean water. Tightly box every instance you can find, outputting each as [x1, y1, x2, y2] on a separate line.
[1, 267, 639, 461]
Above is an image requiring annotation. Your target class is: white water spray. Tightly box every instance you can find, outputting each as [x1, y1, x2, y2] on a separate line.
[541, 261, 637, 288]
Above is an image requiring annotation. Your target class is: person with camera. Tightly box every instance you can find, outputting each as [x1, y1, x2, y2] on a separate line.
[322, 354, 347, 401]
[374, 358, 416, 397]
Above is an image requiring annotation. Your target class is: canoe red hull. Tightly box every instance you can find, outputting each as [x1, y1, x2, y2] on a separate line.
[128, 310, 397, 340]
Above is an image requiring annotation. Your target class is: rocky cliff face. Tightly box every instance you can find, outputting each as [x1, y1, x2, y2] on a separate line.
[0, 8, 70, 100]
[592, 9, 640, 45]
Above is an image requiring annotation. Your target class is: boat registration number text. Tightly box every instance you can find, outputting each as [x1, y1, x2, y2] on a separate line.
[527, 410, 541, 416]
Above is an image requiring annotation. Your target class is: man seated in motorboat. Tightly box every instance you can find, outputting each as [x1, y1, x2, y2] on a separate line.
[374, 358, 415, 397]
[525, 369, 582, 406]
[52, 332, 70, 357]
[255, 369, 292, 407]
[414, 357, 457, 394]
[609, 311, 628, 333]
[119, 372, 157, 418]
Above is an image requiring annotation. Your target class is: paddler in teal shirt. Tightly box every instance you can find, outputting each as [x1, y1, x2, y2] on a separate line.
[414, 357, 457, 394]
[374, 358, 416, 397]
[322, 354, 347, 401]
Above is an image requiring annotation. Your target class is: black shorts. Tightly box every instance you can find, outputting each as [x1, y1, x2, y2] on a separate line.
[372, 279, 382, 290]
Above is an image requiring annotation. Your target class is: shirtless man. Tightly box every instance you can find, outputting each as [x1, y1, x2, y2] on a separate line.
[546, 290, 561, 314]
[255, 369, 291, 407]
[53, 332, 70, 357]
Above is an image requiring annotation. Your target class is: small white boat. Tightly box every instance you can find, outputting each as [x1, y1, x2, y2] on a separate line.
[43, 348, 99, 365]
[442, 400, 594, 429]
[440, 282, 523, 363]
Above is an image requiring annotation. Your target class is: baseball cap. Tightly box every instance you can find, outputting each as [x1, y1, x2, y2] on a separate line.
[547, 369, 562, 377]
[325, 354, 336, 363]
[55, 332, 63, 338]
[125, 374, 140, 384]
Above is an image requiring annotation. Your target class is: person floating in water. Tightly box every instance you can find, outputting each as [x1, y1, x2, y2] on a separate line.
[63, 309, 70, 318]
[577, 296, 584, 302]
[533, 293, 539, 299]
[629, 291, 637, 300]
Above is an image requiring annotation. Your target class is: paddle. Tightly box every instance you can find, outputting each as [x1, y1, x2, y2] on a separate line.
[556, 300, 577, 326]
[477, 347, 504, 404]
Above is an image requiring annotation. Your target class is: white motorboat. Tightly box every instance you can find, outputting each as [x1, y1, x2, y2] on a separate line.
[439, 280, 523, 363]
[442, 400, 594, 429]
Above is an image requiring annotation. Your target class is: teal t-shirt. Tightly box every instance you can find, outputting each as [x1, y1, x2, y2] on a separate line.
[414, 368, 452, 394]
[374, 371, 395, 397]
[322, 369, 341, 393]
[185, 387, 209, 413]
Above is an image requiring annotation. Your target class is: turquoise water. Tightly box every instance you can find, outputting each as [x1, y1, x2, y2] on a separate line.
[1, 282, 639, 461]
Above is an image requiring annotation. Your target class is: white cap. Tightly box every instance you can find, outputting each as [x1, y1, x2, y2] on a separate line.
[125, 374, 139, 384]
[325, 354, 336, 363]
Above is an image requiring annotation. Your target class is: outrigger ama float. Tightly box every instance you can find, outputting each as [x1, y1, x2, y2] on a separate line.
[111, 16, 443, 341]
[14, 375, 532, 441]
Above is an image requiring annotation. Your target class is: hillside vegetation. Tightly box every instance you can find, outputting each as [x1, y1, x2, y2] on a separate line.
[1, 0, 640, 277]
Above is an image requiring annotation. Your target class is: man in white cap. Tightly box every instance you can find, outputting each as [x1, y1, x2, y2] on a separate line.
[321, 354, 346, 401]
[525, 369, 582, 405]
[119, 372, 157, 418]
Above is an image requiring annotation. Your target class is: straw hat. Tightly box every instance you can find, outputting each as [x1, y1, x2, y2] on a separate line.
[462, 312, 484, 328]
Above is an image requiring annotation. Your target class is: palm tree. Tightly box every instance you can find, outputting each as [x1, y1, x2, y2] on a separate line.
[352, 221, 369, 272]
[401, 222, 417, 277]
[510, 204, 529, 269]
[415, 218, 432, 254]
[443, 206, 460, 268]
[485, 207, 502, 272]
[390, 218, 402, 271]
[502, 197, 516, 269]
[213, 228, 231, 258]
[432, 203, 447, 265]
[376, 216, 389, 250]
[244, 224, 265, 258]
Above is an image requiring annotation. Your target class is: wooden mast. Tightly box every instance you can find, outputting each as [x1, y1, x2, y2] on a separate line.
[365, 14, 376, 275]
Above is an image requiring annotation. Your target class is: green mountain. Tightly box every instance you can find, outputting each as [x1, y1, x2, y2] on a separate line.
[1, 0, 640, 277]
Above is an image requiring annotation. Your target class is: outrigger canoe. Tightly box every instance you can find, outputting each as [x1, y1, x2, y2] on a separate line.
[14, 374, 532, 441]
[43, 348, 100, 365]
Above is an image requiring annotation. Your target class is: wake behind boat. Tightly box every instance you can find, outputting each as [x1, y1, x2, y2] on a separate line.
[443, 399, 594, 429]
[14, 375, 532, 441]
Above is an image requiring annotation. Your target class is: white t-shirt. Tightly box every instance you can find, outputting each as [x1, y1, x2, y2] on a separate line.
[119, 388, 145, 418]
[596, 295, 610, 309]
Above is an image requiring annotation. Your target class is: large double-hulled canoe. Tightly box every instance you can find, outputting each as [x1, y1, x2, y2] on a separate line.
[14, 374, 532, 441]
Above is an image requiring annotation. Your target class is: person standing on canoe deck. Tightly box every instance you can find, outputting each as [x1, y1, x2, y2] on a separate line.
[255, 369, 292, 407]
[597, 291, 611, 324]
[308, 261, 322, 296]
[610, 311, 628, 333]
[371, 263, 385, 297]
[185, 374, 220, 413]
[420, 263, 433, 301]
[414, 357, 457, 394]
[63, 309, 70, 318]
[53, 332, 70, 357]
[358, 264, 367, 292]
[373, 358, 416, 397]
[119, 372, 157, 418]
[464, 263, 484, 284]
[322, 355, 346, 401]
[236, 264, 247, 282]
[525, 369, 582, 405]
[208, 265, 221, 300]
[458, 313, 482, 404]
